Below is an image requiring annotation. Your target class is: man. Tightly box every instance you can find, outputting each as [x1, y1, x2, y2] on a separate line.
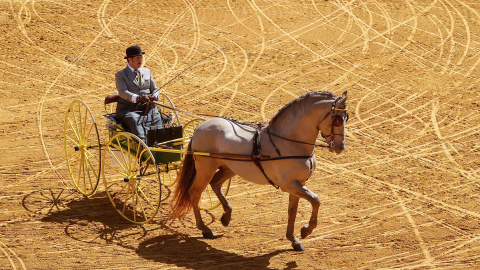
[115, 45, 163, 143]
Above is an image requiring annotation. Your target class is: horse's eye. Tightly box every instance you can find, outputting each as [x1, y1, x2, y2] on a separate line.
[333, 115, 344, 127]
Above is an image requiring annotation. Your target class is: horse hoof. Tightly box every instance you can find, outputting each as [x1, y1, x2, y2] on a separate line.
[220, 214, 231, 227]
[301, 225, 309, 239]
[292, 242, 305, 252]
[202, 232, 215, 239]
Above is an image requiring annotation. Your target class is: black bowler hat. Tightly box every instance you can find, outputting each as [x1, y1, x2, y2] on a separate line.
[124, 45, 145, 59]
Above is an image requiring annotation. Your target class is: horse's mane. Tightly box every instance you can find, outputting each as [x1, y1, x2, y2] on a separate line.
[269, 91, 337, 126]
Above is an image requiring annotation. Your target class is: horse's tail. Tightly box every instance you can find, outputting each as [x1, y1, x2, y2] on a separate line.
[170, 140, 196, 219]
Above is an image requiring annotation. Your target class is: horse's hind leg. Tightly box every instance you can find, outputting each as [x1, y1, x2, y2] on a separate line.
[188, 163, 218, 239]
[210, 166, 236, 227]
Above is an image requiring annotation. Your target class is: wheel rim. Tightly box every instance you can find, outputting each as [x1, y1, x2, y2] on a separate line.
[102, 133, 161, 224]
[158, 163, 180, 187]
[157, 93, 181, 127]
[64, 100, 101, 196]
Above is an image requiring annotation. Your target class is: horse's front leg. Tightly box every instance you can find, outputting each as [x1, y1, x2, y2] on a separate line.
[287, 194, 305, 251]
[282, 180, 321, 247]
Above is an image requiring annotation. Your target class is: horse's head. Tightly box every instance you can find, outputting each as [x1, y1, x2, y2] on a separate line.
[318, 91, 348, 153]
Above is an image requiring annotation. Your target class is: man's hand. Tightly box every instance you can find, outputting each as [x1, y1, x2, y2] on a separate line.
[138, 95, 150, 102]
[138, 94, 158, 103]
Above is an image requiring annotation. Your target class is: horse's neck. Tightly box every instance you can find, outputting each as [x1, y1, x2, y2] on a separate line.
[268, 101, 331, 145]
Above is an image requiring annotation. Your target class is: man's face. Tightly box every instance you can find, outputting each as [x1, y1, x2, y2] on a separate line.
[128, 55, 143, 69]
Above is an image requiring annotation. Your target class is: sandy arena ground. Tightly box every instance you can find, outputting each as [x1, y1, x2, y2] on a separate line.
[1, 0, 480, 269]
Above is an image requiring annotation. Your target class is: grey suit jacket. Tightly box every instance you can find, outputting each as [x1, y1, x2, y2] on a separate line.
[115, 66, 160, 119]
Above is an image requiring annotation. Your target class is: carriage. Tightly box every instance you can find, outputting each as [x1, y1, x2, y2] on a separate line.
[64, 90, 348, 251]
[63, 93, 231, 224]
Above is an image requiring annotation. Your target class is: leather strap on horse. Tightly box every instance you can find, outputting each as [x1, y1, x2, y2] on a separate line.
[251, 129, 280, 189]
[266, 127, 282, 156]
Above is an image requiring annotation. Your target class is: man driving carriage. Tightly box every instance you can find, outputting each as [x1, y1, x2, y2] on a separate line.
[115, 45, 163, 143]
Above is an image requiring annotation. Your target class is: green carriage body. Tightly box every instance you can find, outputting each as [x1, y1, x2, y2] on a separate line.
[106, 115, 182, 164]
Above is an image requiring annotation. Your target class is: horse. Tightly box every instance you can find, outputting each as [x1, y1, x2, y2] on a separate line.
[170, 90, 348, 251]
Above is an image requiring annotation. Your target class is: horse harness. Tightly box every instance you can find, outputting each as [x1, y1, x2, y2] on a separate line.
[251, 126, 314, 189]
[251, 98, 348, 189]
[154, 98, 348, 189]
[317, 97, 349, 148]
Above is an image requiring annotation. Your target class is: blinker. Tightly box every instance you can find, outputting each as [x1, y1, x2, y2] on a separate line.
[333, 114, 344, 127]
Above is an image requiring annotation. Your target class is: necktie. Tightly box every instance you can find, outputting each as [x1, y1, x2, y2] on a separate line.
[134, 69, 141, 86]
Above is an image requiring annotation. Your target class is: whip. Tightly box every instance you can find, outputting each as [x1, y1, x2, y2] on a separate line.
[158, 42, 235, 91]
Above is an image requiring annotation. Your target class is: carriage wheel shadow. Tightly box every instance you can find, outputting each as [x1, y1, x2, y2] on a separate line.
[22, 188, 156, 249]
[136, 233, 294, 270]
[21, 187, 216, 250]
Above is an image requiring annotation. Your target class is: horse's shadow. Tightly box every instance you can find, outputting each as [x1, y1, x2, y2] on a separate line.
[136, 233, 293, 270]
[22, 188, 295, 269]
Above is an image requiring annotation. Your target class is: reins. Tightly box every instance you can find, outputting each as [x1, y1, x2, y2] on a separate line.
[149, 97, 348, 149]
[149, 96, 347, 189]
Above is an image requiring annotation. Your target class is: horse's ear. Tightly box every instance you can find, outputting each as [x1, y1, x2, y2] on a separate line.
[337, 94, 348, 107]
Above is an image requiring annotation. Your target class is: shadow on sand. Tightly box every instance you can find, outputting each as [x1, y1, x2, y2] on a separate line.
[22, 188, 295, 269]
[136, 233, 294, 270]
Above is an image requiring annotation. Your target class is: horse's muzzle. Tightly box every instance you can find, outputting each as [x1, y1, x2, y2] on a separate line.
[329, 143, 346, 153]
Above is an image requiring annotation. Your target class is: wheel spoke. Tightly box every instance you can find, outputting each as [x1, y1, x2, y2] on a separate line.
[68, 150, 81, 173]
[103, 163, 128, 178]
[84, 148, 100, 163]
[107, 180, 128, 200]
[82, 105, 89, 139]
[121, 183, 132, 214]
[108, 144, 127, 173]
[77, 151, 84, 186]
[67, 116, 81, 142]
[65, 133, 80, 147]
[132, 182, 138, 222]
[85, 121, 95, 144]
[75, 105, 83, 143]
[84, 153, 96, 191]
[134, 183, 148, 222]
[138, 181, 159, 196]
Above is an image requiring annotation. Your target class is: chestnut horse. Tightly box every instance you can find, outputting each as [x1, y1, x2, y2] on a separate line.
[170, 91, 348, 251]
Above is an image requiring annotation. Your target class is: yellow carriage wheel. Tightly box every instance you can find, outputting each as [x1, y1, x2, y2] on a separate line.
[157, 93, 181, 127]
[157, 163, 181, 187]
[64, 100, 101, 197]
[102, 133, 161, 224]
[182, 119, 232, 211]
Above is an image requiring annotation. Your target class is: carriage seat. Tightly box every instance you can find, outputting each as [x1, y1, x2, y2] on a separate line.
[104, 94, 131, 132]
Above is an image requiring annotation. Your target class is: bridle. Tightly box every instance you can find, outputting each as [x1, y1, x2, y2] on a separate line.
[316, 98, 349, 148]
[264, 98, 348, 149]
[254, 98, 348, 188]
